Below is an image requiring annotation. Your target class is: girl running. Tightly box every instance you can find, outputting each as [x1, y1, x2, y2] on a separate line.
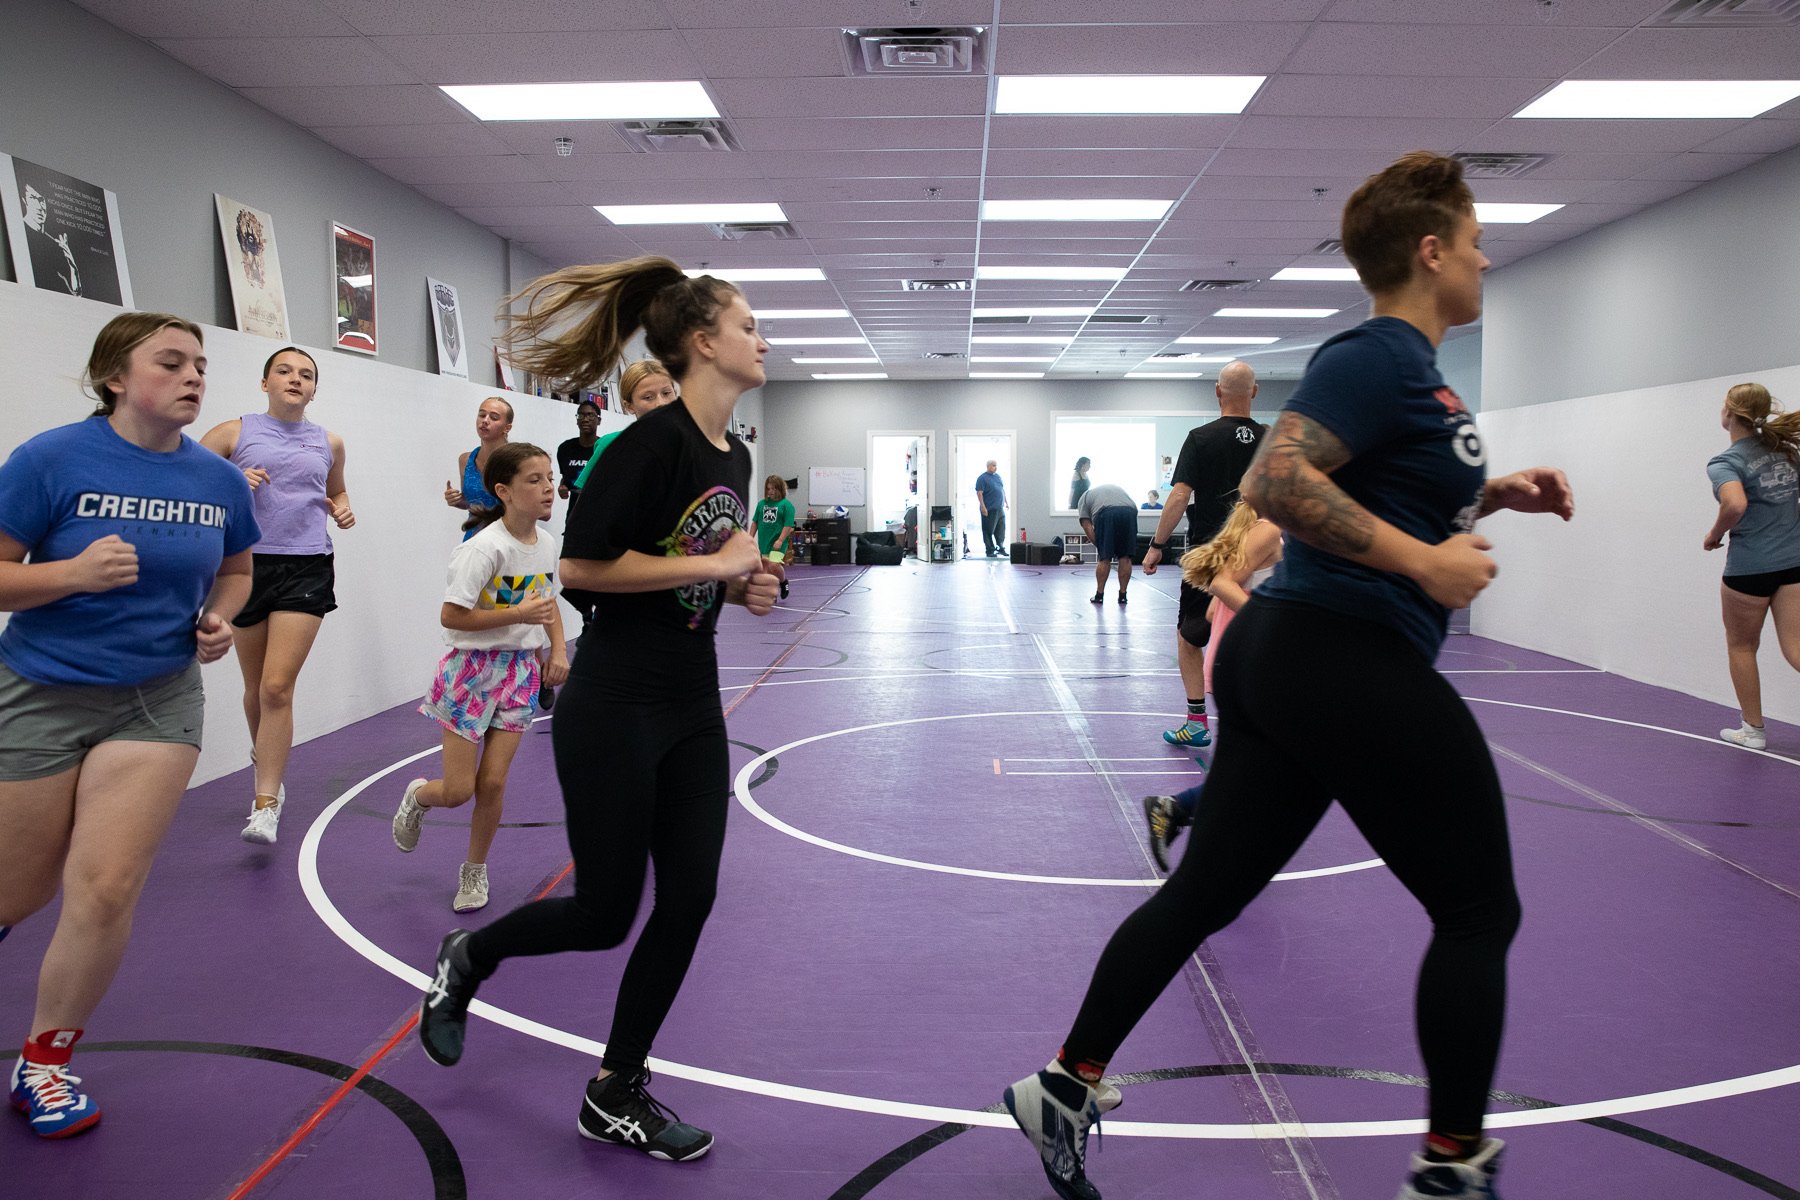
[415, 257, 778, 1166]
[0, 312, 258, 1137]
[201, 347, 353, 845]
[394, 442, 569, 913]
[444, 396, 513, 539]
[753, 474, 796, 599]
[1004, 151, 1575, 1200]
[1704, 382, 1800, 749]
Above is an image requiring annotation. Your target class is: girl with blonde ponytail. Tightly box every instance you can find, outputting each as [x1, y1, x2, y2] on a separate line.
[416, 256, 779, 1166]
[1704, 382, 1800, 749]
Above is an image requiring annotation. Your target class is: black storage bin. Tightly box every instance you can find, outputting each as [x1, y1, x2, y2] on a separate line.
[1009, 541, 1030, 564]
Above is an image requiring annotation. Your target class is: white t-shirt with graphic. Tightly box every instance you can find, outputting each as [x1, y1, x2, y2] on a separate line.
[441, 519, 561, 652]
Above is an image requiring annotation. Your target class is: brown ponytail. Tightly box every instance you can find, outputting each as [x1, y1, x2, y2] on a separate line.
[1725, 382, 1800, 461]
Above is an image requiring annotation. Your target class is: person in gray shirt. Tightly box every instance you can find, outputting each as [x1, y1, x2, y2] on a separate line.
[1078, 481, 1139, 604]
[1704, 381, 1800, 749]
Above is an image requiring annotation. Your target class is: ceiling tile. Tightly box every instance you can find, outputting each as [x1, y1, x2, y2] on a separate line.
[995, 22, 1311, 73]
[153, 35, 410, 87]
[1282, 22, 1620, 78]
[371, 31, 702, 84]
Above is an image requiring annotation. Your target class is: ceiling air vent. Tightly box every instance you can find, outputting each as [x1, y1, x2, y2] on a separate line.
[842, 27, 988, 76]
[1180, 279, 1255, 292]
[973, 315, 1031, 324]
[1087, 314, 1153, 324]
[922, 351, 967, 359]
[902, 278, 972, 291]
[616, 119, 741, 153]
[1312, 238, 1343, 254]
[1648, 0, 1800, 24]
[1454, 152, 1552, 179]
[707, 221, 798, 241]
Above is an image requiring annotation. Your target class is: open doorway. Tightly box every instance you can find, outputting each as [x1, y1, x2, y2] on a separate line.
[952, 430, 1014, 560]
[868, 431, 931, 558]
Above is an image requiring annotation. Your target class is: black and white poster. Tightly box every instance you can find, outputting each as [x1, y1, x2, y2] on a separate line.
[1, 153, 133, 306]
[428, 276, 469, 380]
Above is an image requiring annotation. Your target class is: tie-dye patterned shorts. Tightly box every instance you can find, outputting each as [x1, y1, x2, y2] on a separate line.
[418, 647, 541, 742]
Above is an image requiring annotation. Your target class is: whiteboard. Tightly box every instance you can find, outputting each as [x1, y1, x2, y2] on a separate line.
[808, 466, 866, 506]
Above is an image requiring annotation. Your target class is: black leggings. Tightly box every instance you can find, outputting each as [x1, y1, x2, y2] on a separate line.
[1064, 599, 1521, 1134]
[465, 675, 729, 1075]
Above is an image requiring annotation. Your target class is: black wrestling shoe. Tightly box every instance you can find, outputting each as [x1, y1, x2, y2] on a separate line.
[578, 1068, 714, 1161]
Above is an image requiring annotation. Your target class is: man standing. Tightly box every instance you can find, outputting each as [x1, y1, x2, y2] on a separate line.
[976, 459, 1008, 557]
[1142, 361, 1266, 745]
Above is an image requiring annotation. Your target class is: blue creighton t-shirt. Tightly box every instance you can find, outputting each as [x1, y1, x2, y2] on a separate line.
[1254, 317, 1488, 661]
[0, 416, 260, 686]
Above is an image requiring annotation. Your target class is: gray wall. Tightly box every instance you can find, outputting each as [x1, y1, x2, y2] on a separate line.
[0, 0, 532, 375]
[760, 377, 1294, 544]
[1437, 329, 1483, 412]
[1483, 140, 1800, 409]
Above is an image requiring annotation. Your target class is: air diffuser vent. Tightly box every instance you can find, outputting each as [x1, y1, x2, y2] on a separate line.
[1180, 279, 1255, 292]
[1648, 0, 1800, 25]
[1086, 314, 1153, 324]
[1311, 239, 1343, 254]
[842, 26, 988, 75]
[1453, 152, 1552, 179]
[972, 315, 1031, 324]
[922, 351, 967, 359]
[902, 278, 972, 291]
[707, 222, 798, 241]
[615, 120, 741, 153]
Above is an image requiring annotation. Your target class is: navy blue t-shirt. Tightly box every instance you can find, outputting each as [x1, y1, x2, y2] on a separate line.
[1254, 317, 1487, 660]
[0, 416, 260, 685]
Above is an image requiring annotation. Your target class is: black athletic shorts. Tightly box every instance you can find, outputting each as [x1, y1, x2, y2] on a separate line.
[1723, 562, 1800, 598]
[1177, 579, 1212, 649]
[234, 553, 338, 626]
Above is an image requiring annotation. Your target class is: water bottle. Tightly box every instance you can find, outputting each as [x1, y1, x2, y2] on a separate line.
[1020, 527, 1028, 543]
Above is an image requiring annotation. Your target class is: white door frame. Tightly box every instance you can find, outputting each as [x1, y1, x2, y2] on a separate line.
[951, 428, 1016, 557]
[866, 428, 934, 559]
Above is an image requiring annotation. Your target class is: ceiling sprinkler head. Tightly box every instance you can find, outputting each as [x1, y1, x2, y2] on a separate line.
[553, 137, 574, 157]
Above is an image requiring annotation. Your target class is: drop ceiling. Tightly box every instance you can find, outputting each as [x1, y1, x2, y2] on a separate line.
[71, 0, 1800, 380]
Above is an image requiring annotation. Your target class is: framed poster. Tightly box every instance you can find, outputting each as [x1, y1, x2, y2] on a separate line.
[1, 153, 133, 306]
[215, 194, 290, 339]
[331, 221, 376, 355]
[428, 276, 469, 380]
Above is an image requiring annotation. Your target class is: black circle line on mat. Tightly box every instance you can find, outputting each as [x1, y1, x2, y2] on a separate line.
[1505, 790, 1800, 830]
[827, 1063, 1800, 1200]
[754, 643, 852, 668]
[81, 1040, 466, 1200]
[340, 740, 776, 832]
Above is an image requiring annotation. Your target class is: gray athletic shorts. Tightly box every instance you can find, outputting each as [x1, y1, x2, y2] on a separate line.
[0, 659, 204, 781]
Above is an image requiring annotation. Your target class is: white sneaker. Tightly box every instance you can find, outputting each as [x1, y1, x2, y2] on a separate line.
[394, 779, 428, 852]
[241, 800, 282, 845]
[1394, 1137, 1503, 1199]
[1720, 722, 1767, 750]
[453, 862, 489, 913]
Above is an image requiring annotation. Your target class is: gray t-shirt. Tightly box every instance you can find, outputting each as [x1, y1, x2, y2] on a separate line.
[1078, 483, 1136, 520]
[1707, 437, 1800, 576]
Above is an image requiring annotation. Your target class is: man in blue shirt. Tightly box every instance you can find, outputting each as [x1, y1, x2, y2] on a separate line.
[975, 460, 1007, 557]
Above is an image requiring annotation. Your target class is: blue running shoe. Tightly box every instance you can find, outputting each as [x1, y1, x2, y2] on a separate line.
[1003, 1062, 1102, 1200]
[11, 1056, 101, 1138]
[1161, 720, 1210, 747]
[1395, 1138, 1504, 1199]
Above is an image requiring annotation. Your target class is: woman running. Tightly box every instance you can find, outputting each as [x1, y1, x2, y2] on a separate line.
[201, 347, 353, 844]
[395, 443, 568, 913]
[1003, 151, 1574, 1200]
[1704, 381, 1800, 749]
[416, 257, 779, 1166]
[0, 312, 258, 1137]
[444, 396, 513, 539]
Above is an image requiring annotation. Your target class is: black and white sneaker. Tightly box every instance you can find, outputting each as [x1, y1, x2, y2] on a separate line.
[418, 930, 480, 1066]
[1003, 1061, 1103, 1200]
[578, 1069, 714, 1162]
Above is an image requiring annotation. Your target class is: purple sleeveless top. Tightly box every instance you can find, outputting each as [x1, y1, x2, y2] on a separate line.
[231, 411, 333, 555]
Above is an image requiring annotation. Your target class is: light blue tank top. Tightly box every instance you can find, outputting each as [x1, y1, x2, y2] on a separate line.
[232, 412, 332, 554]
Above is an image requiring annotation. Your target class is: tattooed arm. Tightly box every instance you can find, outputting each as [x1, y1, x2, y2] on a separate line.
[1241, 411, 1497, 608]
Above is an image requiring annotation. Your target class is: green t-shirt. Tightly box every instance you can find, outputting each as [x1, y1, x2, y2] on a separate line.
[571, 430, 624, 492]
[753, 497, 796, 555]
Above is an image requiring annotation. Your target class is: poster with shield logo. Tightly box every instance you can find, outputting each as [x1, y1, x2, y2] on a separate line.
[332, 221, 377, 355]
[427, 276, 468, 380]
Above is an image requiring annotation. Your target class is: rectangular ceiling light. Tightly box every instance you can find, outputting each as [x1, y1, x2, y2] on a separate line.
[972, 356, 1057, 363]
[811, 373, 888, 380]
[441, 81, 718, 121]
[982, 199, 1173, 221]
[975, 265, 1129, 281]
[755, 308, 851, 319]
[996, 75, 1264, 115]
[971, 335, 1073, 344]
[972, 306, 1096, 318]
[686, 267, 826, 282]
[1175, 336, 1281, 345]
[1513, 79, 1800, 119]
[1474, 202, 1564, 224]
[1270, 267, 1362, 282]
[970, 372, 1044, 379]
[767, 336, 866, 345]
[791, 357, 881, 364]
[597, 203, 786, 225]
[1127, 371, 1204, 379]
[1214, 307, 1338, 318]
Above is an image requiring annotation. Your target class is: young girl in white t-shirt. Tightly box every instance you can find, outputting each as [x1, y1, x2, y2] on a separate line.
[393, 442, 569, 912]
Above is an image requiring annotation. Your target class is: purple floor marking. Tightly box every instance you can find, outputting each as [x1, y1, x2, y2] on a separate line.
[4, 558, 1797, 1198]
